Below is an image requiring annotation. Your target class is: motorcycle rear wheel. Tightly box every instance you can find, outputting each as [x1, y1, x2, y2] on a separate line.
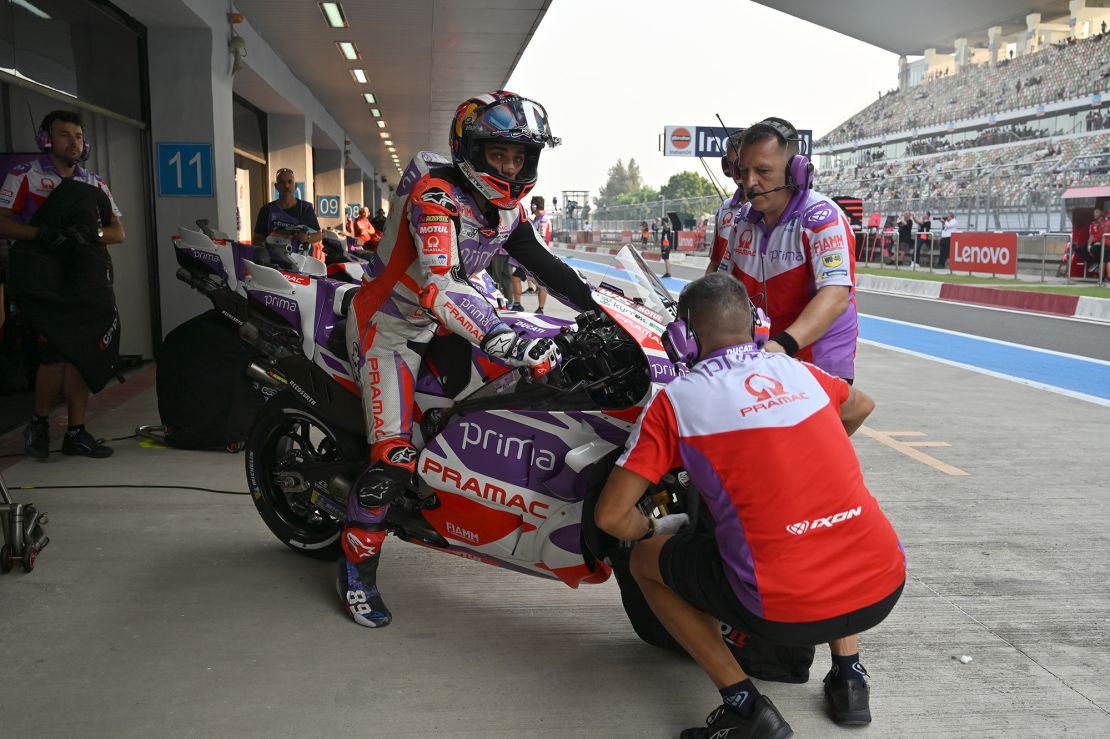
[245, 391, 363, 560]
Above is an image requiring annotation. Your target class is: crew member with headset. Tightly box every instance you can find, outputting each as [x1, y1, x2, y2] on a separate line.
[252, 167, 325, 254]
[0, 109, 125, 459]
[706, 131, 750, 275]
[718, 118, 859, 382]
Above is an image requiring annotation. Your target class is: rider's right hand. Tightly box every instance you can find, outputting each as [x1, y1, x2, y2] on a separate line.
[481, 325, 562, 377]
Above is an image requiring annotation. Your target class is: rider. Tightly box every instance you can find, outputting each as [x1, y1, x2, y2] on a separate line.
[706, 132, 749, 276]
[339, 91, 594, 628]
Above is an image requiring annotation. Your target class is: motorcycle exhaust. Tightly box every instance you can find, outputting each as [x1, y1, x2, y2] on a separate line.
[245, 361, 287, 390]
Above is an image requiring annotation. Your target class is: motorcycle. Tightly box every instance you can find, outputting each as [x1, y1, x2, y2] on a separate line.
[173, 235, 813, 680]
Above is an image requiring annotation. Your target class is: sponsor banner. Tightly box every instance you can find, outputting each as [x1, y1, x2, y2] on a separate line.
[663, 126, 813, 158]
[950, 232, 1017, 276]
[676, 230, 698, 251]
[664, 125, 695, 156]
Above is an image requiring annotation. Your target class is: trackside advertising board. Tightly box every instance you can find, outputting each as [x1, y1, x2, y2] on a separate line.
[663, 126, 813, 157]
[950, 232, 1018, 275]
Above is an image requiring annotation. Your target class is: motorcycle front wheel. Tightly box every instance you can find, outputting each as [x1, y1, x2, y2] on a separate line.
[245, 390, 363, 560]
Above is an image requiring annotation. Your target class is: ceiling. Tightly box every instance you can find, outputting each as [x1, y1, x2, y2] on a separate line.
[753, 0, 1077, 55]
[233, 0, 550, 183]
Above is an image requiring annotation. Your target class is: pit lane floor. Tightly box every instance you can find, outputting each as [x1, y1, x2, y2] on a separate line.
[1, 289, 1108, 737]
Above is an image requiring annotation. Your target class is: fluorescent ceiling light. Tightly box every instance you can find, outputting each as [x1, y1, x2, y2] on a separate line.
[363, 93, 376, 104]
[350, 69, 367, 84]
[387, 146, 396, 152]
[376, 121, 386, 129]
[13, 0, 50, 19]
[370, 108, 381, 117]
[336, 42, 359, 60]
[319, 2, 348, 28]
[380, 132, 390, 139]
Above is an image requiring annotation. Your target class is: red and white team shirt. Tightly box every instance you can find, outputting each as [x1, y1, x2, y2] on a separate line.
[719, 189, 858, 379]
[0, 156, 121, 225]
[618, 344, 905, 623]
[709, 189, 749, 266]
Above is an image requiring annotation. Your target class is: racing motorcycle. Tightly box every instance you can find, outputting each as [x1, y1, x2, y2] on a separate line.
[173, 235, 812, 680]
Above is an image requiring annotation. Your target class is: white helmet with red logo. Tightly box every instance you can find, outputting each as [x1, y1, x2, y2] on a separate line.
[449, 91, 560, 210]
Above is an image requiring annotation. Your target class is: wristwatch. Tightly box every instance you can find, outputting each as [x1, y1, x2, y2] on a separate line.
[638, 516, 656, 541]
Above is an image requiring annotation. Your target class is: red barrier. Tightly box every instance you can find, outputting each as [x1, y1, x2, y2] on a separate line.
[676, 231, 698, 251]
[950, 232, 1017, 276]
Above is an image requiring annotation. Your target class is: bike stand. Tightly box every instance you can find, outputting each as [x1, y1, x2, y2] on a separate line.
[0, 470, 50, 573]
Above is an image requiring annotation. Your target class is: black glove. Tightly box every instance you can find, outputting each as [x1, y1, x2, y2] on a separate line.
[35, 226, 69, 251]
[62, 223, 101, 246]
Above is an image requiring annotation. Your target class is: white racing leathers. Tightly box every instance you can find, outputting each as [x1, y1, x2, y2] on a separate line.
[346, 152, 592, 462]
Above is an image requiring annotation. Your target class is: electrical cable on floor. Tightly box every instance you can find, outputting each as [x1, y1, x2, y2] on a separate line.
[11, 483, 249, 496]
[2, 429, 248, 495]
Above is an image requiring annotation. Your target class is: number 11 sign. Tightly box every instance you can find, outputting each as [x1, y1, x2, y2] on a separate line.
[157, 142, 214, 197]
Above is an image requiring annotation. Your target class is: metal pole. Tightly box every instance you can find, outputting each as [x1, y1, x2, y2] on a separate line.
[1041, 234, 1046, 283]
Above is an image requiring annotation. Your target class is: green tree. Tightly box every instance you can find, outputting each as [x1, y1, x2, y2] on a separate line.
[597, 157, 646, 206]
[660, 170, 718, 202]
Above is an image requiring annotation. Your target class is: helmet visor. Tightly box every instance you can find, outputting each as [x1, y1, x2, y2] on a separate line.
[476, 97, 557, 147]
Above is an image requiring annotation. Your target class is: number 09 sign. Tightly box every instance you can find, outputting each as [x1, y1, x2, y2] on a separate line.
[157, 142, 214, 197]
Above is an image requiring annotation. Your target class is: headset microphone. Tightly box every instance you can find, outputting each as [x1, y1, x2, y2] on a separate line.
[747, 184, 794, 198]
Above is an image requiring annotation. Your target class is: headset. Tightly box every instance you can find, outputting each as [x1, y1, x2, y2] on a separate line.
[36, 119, 91, 162]
[662, 302, 771, 366]
[746, 117, 813, 195]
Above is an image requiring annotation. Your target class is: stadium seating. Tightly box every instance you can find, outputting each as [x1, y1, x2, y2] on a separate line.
[820, 33, 1110, 147]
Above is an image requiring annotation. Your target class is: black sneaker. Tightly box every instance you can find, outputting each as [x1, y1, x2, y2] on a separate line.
[23, 418, 50, 458]
[61, 428, 114, 458]
[679, 699, 794, 739]
[823, 667, 872, 725]
[535, 307, 544, 314]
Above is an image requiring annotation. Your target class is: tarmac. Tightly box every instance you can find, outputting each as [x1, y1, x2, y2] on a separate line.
[1, 263, 1109, 737]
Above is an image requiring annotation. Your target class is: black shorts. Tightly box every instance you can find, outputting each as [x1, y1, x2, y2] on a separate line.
[659, 532, 903, 646]
[37, 334, 66, 365]
[661, 245, 672, 260]
[512, 266, 529, 279]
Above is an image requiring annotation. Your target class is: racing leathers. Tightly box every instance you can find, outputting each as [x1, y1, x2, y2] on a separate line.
[718, 189, 858, 380]
[338, 152, 593, 627]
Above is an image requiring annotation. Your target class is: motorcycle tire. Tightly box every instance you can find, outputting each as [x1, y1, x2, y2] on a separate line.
[245, 390, 363, 560]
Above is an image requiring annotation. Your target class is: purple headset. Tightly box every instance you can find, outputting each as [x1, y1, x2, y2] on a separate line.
[663, 303, 771, 365]
[37, 124, 91, 161]
[755, 117, 812, 192]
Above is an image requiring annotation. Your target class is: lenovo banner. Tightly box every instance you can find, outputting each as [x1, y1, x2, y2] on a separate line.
[950, 232, 1018, 275]
[663, 126, 812, 158]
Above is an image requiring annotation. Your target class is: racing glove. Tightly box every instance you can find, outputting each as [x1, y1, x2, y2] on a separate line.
[480, 324, 561, 378]
[35, 226, 69, 251]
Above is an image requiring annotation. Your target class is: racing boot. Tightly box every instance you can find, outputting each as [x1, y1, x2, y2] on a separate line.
[335, 440, 417, 628]
[338, 517, 392, 628]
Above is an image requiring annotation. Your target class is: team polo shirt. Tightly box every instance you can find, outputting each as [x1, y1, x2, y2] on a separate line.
[618, 344, 905, 623]
[0, 156, 121, 225]
[709, 189, 750, 265]
[719, 189, 858, 379]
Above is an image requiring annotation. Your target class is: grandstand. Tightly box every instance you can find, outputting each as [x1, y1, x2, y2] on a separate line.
[809, 2, 1110, 233]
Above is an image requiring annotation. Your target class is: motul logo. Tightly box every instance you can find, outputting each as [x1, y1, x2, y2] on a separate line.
[786, 506, 862, 535]
[957, 244, 1011, 265]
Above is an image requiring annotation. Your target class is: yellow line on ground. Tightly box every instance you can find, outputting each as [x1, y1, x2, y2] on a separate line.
[858, 426, 969, 476]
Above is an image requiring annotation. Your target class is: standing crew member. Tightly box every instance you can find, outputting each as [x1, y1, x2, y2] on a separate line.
[252, 167, 324, 254]
[596, 273, 905, 738]
[720, 118, 858, 381]
[339, 91, 593, 628]
[707, 132, 749, 275]
[0, 110, 125, 458]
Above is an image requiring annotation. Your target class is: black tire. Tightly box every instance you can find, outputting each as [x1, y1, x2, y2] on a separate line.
[609, 546, 684, 653]
[21, 545, 35, 573]
[245, 390, 363, 560]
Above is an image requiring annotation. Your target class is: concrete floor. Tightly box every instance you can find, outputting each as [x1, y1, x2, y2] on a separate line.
[2, 293, 1109, 738]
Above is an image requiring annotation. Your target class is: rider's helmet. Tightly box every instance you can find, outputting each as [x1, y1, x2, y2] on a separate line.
[449, 91, 560, 210]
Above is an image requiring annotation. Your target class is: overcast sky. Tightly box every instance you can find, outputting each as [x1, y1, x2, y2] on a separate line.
[507, 0, 899, 202]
